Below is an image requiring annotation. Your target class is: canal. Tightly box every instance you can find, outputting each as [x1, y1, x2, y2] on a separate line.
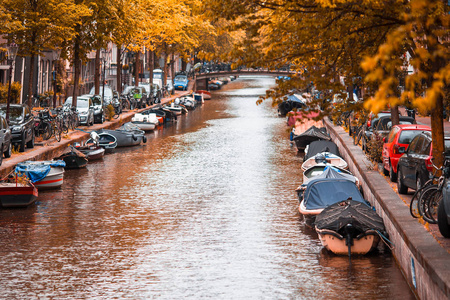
[0, 76, 414, 299]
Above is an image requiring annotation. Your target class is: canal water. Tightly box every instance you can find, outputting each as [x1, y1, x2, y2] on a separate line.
[0, 77, 414, 299]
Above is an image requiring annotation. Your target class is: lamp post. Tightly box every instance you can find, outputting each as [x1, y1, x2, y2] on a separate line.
[6, 43, 19, 124]
[52, 50, 61, 108]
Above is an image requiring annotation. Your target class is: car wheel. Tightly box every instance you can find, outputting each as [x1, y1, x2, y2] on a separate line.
[19, 134, 26, 152]
[26, 131, 35, 148]
[438, 200, 450, 238]
[389, 162, 397, 182]
[383, 164, 389, 176]
[4, 142, 11, 158]
[397, 168, 408, 194]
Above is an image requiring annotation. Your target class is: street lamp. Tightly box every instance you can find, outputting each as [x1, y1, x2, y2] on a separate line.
[52, 49, 61, 108]
[6, 43, 19, 124]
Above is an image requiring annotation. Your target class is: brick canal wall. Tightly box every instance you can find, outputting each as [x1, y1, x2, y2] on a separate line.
[324, 118, 450, 300]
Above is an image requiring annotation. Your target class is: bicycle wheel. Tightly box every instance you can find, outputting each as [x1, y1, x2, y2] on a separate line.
[54, 123, 62, 142]
[418, 185, 438, 222]
[424, 189, 442, 224]
[353, 129, 363, 146]
[42, 122, 52, 140]
[410, 189, 422, 218]
[62, 118, 69, 134]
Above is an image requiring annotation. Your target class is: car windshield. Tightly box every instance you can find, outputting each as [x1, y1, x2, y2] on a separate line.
[175, 76, 187, 82]
[92, 97, 102, 106]
[154, 73, 162, 79]
[76, 99, 89, 108]
[0, 106, 23, 122]
[398, 130, 429, 144]
[89, 86, 112, 97]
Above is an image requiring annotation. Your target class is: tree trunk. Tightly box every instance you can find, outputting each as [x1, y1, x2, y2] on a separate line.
[134, 51, 139, 87]
[117, 46, 122, 93]
[27, 54, 35, 107]
[170, 53, 175, 94]
[72, 38, 80, 108]
[149, 50, 154, 85]
[95, 49, 100, 94]
[390, 106, 400, 126]
[163, 53, 167, 87]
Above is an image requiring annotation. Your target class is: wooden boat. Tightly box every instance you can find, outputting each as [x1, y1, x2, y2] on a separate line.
[74, 136, 105, 161]
[0, 173, 38, 207]
[195, 90, 211, 100]
[164, 103, 184, 115]
[131, 112, 159, 131]
[315, 200, 384, 256]
[15, 160, 65, 190]
[298, 177, 366, 227]
[301, 152, 348, 171]
[55, 146, 88, 169]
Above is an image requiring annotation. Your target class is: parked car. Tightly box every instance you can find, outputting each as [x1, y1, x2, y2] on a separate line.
[82, 94, 104, 124]
[362, 111, 402, 151]
[64, 96, 94, 126]
[174, 74, 189, 90]
[397, 132, 450, 194]
[439, 172, 450, 237]
[382, 124, 431, 182]
[0, 115, 12, 162]
[373, 115, 416, 139]
[89, 85, 113, 106]
[0, 104, 34, 152]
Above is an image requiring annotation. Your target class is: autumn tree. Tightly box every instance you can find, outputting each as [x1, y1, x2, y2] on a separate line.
[1, 0, 89, 107]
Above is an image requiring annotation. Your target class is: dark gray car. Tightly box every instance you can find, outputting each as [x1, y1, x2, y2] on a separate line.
[0, 115, 12, 164]
[0, 104, 35, 152]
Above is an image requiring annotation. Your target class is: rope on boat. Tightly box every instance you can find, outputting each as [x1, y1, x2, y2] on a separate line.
[376, 230, 395, 251]
[75, 128, 93, 133]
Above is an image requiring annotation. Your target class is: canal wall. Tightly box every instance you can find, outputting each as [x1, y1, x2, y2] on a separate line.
[324, 118, 450, 300]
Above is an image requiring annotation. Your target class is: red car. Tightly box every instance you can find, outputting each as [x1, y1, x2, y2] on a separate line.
[382, 124, 431, 182]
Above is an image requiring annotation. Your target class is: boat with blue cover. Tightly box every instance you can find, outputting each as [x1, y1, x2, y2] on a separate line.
[15, 160, 66, 190]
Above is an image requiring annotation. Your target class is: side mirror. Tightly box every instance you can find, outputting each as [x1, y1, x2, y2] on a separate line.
[398, 146, 406, 154]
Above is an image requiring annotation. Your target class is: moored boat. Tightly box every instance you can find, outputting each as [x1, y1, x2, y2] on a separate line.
[195, 90, 211, 100]
[15, 160, 66, 190]
[302, 163, 353, 183]
[301, 152, 348, 171]
[293, 125, 330, 151]
[55, 146, 88, 169]
[86, 132, 117, 152]
[0, 173, 38, 207]
[298, 177, 366, 227]
[315, 199, 385, 256]
[75, 132, 105, 161]
[131, 111, 159, 131]
[98, 122, 147, 147]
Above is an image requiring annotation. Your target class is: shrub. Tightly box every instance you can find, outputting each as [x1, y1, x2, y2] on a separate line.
[0, 82, 22, 104]
[367, 134, 384, 162]
[105, 104, 115, 121]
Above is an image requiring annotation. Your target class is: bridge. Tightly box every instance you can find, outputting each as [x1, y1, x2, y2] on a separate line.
[193, 69, 296, 90]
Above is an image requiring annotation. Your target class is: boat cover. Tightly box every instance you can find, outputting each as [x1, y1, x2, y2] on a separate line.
[303, 178, 364, 210]
[293, 126, 330, 149]
[120, 122, 143, 133]
[15, 160, 66, 183]
[302, 166, 356, 186]
[304, 140, 340, 160]
[315, 200, 385, 233]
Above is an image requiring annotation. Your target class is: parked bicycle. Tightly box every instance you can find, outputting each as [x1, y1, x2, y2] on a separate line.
[410, 158, 450, 224]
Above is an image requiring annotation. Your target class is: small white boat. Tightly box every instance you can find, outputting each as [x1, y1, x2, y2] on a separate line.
[301, 152, 348, 171]
[15, 160, 65, 190]
[302, 163, 354, 183]
[132, 112, 159, 131]
[164, 103, 183, 115]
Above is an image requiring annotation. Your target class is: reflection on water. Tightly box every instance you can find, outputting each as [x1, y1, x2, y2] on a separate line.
[0, 77, 414, 299]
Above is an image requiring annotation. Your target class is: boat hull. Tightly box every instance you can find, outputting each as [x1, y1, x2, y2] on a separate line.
[60, 154, 88, 169]
[78, 147, 105, 161]
[195, 90, 211, 100]
[299, 200, 323, 227]
[316, 228, 380, 255]
[0, 184, 38, 207]
[33, 167, 65, 190]
[100, 129, 144, 147]
[131, 121, 156, 131]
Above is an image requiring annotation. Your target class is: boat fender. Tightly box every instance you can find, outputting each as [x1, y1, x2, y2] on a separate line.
[132, 134, 138, 141]
[143, 136, 147, 143]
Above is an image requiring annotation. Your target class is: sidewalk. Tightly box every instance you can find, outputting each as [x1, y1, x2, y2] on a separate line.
[0, 89, 190, 179]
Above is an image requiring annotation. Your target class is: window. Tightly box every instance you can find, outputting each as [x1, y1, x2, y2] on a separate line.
[398, 130, 428, 144]
[408, 135, 423, 153]
[388, 127, 399, 143]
